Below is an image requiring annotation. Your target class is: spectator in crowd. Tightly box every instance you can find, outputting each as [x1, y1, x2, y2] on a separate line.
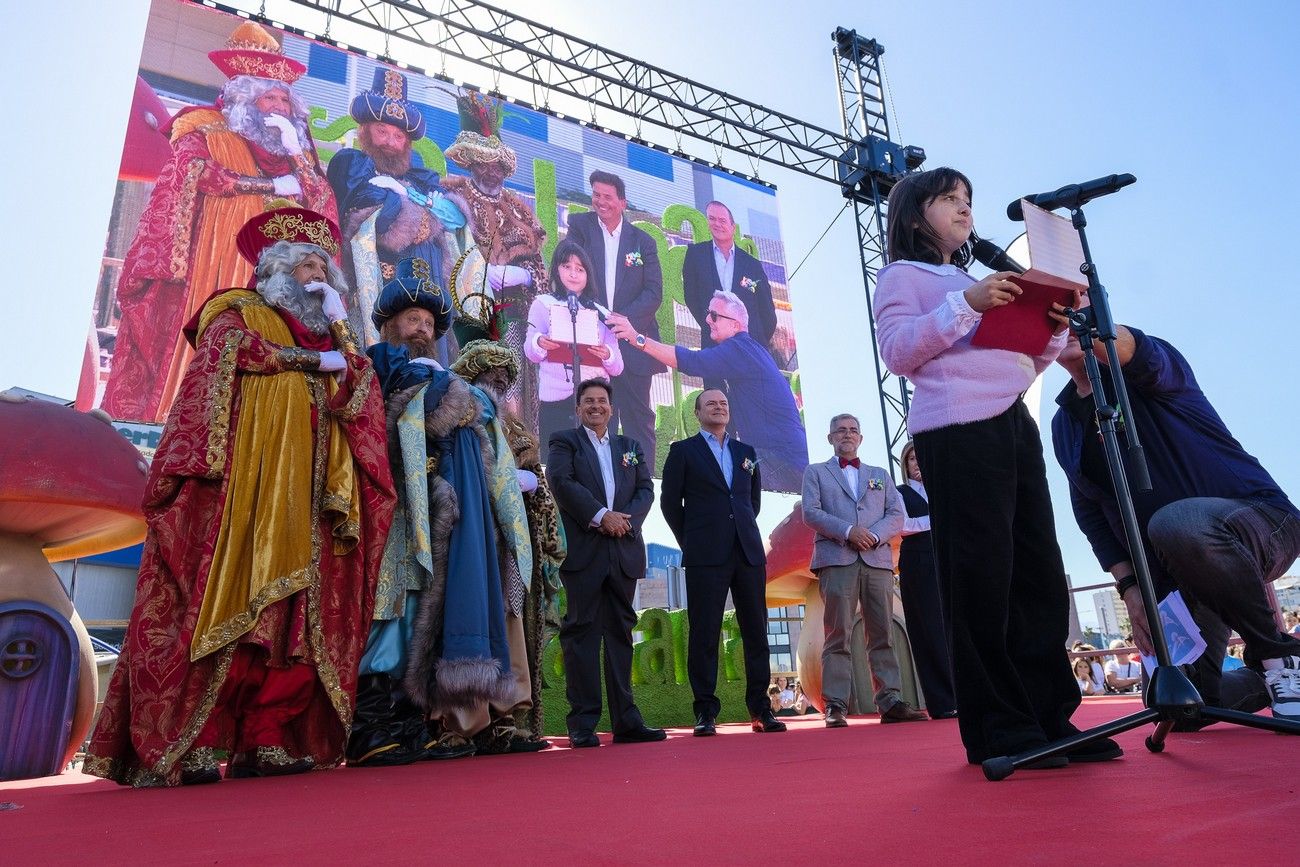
[1073, 643, 1107, 695]
[1073, 659, 1100, 696]
[1286, 610, 1300, 636]
[794, 681, 817, 715]
[768, 685, 783, 715]
[774, 676, 796, 710]
[1224, 643, 1246, 672]
[1104, 639, 1142, 693]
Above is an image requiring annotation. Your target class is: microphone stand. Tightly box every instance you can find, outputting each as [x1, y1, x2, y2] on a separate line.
[566, 293, 583, 415]
[981, 204, 1300, 781]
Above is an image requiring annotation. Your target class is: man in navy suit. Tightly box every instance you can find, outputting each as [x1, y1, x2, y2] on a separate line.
[660, 388, 786, 736]
[681, 201, 778, 364]
[565, 171, 664, 467]
[545, 378, 666, 748]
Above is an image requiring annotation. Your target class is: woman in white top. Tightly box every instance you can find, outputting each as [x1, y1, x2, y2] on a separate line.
[525, 239, 623, 440]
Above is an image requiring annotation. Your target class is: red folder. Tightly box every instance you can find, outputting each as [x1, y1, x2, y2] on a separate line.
[544, 344, 605, 366]
[970, 271, 1076, 356]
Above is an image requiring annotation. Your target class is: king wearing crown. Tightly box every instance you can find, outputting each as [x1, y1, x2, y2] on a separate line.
[441, 91, 548, 431]
[102, 21, 338, 423]
[327, 67, 464, 352]
[85, 207, 395, 787]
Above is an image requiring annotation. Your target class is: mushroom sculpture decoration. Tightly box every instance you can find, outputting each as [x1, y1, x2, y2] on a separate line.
[0, 392, 148, 780]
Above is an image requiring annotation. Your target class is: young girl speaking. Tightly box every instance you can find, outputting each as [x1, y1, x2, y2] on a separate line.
[873, 167, 1118, 768]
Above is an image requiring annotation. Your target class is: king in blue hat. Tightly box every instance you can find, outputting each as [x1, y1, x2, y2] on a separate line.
[371, 256, 453, 339]
[350, 67, 426, 140]
[329, 68, 464, 352]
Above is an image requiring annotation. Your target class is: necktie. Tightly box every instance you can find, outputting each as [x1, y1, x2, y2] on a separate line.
[839, 457, 860, 469]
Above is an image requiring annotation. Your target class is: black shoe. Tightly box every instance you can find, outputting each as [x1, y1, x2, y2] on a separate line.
[824, 707, 848, 728]
[929, 709, 959, 720]
[880, 701, 928, 723]
[508, 736, 552, 753]
[1064, 736, 1123, 763]
[179, 748, 221, 785]
[612, 725, 667, 743]
[751, 709, 788, 733]
[226, 747, 315, 779]
[347, 740, 425, 767]
[568, 730, 601, 748]
[423, 732, 477, 760]
[693, 714, 717, 737]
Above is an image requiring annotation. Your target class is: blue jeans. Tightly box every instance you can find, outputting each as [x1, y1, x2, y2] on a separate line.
[1147, 498, 1300, 669]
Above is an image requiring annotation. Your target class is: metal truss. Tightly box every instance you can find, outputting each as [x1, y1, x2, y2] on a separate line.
[216, 0, 912, 470]
[833, 29, 912, 478]
[231, 0, 862, 185]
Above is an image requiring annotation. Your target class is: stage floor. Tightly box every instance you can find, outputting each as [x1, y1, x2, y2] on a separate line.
[3, 698, 1293, 864]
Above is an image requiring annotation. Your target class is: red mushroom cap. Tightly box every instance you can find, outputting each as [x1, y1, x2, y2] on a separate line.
[0, 395, 148, 561]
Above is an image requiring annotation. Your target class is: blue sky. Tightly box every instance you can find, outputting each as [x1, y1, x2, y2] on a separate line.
[4, 0, 1297, 628]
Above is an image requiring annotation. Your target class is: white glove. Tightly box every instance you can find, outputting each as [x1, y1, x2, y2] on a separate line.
[317, 350, 346, 372]
[304, 280, 347, 323]
[262, 114, 303, 155]
[487, 264, 532, 291]
[515, 468, 538, 493]
[368, 175, 408, 196]
[272, 174, 302, 197]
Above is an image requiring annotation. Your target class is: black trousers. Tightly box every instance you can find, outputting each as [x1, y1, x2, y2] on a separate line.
[612, 370, 657, 469]
[898, 537, 956, 717]
[914, 401, 1080, 763]
[685, 540, 771, 718]
[558, 552, 645, 735]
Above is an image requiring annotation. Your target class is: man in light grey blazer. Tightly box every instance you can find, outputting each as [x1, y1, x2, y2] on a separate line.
[801, 413, 927, 727]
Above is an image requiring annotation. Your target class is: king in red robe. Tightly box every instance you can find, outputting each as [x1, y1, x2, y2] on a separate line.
[101, 21, 337, 423]
[85, 208, 395, 787]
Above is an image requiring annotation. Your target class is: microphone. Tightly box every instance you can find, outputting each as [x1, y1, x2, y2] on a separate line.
[1007, 173, 1136, 220]
[970, 237, 1026, 275]
[566, 291, 580, 317]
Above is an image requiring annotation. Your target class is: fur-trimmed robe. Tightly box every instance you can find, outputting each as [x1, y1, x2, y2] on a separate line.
[384, 376, 514, 713]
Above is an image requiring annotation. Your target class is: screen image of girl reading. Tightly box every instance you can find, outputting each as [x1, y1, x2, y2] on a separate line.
[525, 239, 624, 440]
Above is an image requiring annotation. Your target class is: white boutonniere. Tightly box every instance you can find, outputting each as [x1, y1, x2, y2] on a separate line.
[621, 451, 639, 467]
[625, 251, 644, 267]
[739, 276, 759, 292]
[867, 477, 884, 491]
[741, 457, 758, 474]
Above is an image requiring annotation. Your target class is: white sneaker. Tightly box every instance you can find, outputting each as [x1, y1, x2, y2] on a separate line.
[1262, 656, 1300, 722]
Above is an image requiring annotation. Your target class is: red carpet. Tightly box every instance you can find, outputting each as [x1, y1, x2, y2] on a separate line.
[3, 698, 1294, 864]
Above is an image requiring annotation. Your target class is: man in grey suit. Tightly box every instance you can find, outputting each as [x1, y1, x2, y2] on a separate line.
[801, 413, 927, 727]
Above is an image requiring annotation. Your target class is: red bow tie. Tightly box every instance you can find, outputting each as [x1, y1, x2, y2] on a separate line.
[839, 457, 860, 469]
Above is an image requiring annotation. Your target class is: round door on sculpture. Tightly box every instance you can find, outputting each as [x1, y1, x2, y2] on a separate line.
[0, 601, 80, 781]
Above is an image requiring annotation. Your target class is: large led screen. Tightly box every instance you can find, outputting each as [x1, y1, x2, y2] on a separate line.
[87, 0, 808, 490]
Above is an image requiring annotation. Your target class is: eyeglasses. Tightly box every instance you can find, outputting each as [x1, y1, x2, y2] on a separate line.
[705, 310, 737, 323]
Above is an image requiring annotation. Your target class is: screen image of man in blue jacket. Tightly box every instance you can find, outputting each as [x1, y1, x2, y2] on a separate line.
[606, 290, 808, 493]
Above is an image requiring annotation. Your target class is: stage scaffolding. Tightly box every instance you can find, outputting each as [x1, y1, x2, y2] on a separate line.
[208, 0, 920, 473]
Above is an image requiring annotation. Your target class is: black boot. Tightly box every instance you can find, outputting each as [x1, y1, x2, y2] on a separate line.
[347, 674, 425, 767]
